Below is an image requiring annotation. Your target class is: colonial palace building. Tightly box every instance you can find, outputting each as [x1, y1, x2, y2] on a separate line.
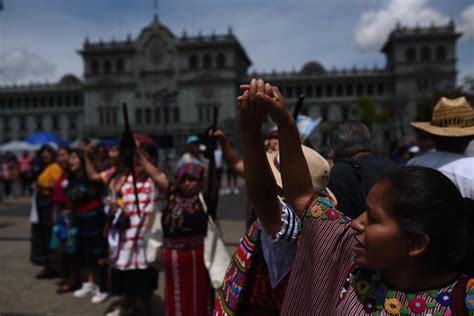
[0, 17, 461, 151]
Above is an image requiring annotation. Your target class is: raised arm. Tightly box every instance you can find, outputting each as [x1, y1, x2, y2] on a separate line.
[135, 143, 169, 193]
[255, 85, 314, 217]
[84, 145, 101, 182]
[238, 79, 281, 235]
[213, 129, 244, 177]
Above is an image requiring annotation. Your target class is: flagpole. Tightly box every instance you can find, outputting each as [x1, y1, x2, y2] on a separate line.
[0, 0, 4, 77]
[153, 0, 158, 20]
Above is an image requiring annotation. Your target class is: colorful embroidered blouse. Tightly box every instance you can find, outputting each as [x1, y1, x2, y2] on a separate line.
[215, 221, 290, 316]
[65, 176, 104, 212]
[215, 198, 302, 316]
[280, 194, 474, 315]
[99, 167, 128, 210]
[161, 187, 207, 240]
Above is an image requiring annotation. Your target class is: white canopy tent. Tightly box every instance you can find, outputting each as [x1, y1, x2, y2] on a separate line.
[0, 141, 40, 155]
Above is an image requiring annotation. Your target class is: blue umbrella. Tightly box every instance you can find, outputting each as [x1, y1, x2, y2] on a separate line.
[97, 138, 119, 147]
[25, 132, 67, 146]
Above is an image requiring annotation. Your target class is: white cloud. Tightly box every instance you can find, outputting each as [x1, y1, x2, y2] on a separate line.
[354, 0, 450, 51]
[0, 48, 57, 84]
[459, 4, 474, 40]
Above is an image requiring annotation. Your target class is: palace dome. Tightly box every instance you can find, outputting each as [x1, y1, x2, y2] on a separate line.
[59, 74, 81, 85]
[300, 61, 326, 75]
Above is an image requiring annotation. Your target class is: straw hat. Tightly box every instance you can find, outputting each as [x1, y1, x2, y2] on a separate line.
[266, 145, 330, 192]
[411, 97, 474, 137]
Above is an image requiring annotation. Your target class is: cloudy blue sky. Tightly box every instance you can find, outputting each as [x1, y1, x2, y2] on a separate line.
[0, 0, 473, 85]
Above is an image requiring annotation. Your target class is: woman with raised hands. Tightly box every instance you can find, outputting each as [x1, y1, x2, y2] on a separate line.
[135, 140, 214, 316]
[236, 79, 474, 315]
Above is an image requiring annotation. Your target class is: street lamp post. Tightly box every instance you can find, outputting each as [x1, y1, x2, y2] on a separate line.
[154, 88, 178, 174]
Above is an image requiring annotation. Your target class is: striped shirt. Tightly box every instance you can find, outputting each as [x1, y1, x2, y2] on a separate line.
[281, 194, 465, 315]
[111, 175, 158, 270]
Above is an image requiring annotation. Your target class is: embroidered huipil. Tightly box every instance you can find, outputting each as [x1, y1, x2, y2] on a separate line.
[162, 188, 207, 242]
[279, 194, 474, 315]
[215, 197, 302, 316]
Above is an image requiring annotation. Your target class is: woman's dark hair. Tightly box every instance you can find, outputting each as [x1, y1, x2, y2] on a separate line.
[67, 148, 86, 181]
[80, 137, 91, 146]
[38, 144, 56, 166]
[57, 145, 71, 154]
[378, 166, 474, 275]
[66, 148, 104, 203]
[96, 144, 107, 153]
[328, 121, 375, 160]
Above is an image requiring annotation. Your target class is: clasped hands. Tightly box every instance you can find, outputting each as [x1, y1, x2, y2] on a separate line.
[237, 78, 292, 131]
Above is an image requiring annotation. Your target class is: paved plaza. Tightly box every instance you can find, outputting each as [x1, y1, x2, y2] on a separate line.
[0, 187, 247, 316]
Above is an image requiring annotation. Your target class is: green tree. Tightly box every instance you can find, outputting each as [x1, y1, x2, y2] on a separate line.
[352, 97, 391, 131]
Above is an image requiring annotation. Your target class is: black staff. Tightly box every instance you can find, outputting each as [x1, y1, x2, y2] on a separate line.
[205, 105, 220, 220]
[121, 103, 141, 216]
[293, 94, 305, 121]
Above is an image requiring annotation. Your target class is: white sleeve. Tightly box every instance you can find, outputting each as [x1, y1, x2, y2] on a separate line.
[270, 198, 300, 243]
[257, 199, 300, 288]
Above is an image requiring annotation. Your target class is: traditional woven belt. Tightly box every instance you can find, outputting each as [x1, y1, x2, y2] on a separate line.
[164, 236, 204, 250]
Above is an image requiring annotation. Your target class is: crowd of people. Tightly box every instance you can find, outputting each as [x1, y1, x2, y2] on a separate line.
[26, 133, 236, 315]
[19, 78, 474, 316]
[0, 150, 35, 200]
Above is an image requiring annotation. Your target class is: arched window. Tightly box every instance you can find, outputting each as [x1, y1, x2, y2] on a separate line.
[421, 46, 431, 62]
[203, 55, 212, 69]
[173, 107, 180, 123]
[136, 108, 142, 124]
[116, 59, 124, 73]
[164, 106, 170, 124]
[367, 83, 374, 96]
[405, 47, 416, 62]
[52, 115, 60, 131]
[154, 107, 161, 123]
[436, 46, 446, 61]
[341, 106, 349, 121]
[145, 108, 152, 124]
[296, 86, 303, 96]
[216, 54, 226, 68]
[326, 84, 333, 97]
[36, 116, 43, 131]
[69, 115, 77, 129]
[189, 55, 198, 69]
[91, 60, 99, 74]
[306, 85, 313, 98]
[19, 117, 27, 131]
[103, 60, 112, 74]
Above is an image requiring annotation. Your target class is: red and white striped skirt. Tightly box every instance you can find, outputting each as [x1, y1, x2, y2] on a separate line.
[163, 239, 212, 316]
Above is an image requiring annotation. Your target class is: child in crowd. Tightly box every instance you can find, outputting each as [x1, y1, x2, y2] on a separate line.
[65, 149, 109, 304]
